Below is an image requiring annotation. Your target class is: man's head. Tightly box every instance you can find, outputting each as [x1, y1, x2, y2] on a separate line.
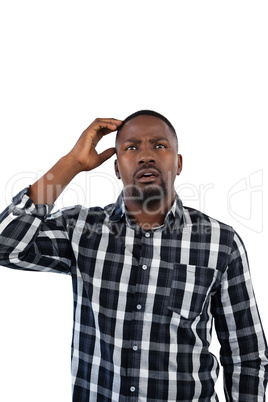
[115, 110, 178, 152]
[114, 110, 182, 213]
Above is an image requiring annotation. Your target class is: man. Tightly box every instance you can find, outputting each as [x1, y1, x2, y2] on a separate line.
[0, 110, 267, 401]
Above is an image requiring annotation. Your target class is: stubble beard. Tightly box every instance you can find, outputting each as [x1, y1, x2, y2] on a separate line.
[130, 177, 168, 213]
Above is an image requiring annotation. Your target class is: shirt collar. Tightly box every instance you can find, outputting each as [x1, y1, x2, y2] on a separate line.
[107, 191, 184, 231]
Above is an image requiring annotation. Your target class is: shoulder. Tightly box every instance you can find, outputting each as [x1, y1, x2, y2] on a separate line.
[182, 204, 235, 246]
[46, 195, 120, 225]
[47, 204, 106, 225]
[182, 204, 233, 231]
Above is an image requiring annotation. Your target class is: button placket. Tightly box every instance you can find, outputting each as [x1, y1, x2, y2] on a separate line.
[126, 228, 154, 399]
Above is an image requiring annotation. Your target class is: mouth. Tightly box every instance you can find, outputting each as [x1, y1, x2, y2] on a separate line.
[136, 168, 159, 183]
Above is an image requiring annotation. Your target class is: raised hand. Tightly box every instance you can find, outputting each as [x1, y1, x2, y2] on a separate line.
[28, 118, 123, 205]
[67, 118, 123, 172]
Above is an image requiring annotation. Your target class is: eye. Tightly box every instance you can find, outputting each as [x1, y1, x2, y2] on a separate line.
[126, 145, 137, 151]
[155, 143, 166, 149]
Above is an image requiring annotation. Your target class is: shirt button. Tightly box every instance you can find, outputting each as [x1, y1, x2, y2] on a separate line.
[145, 232, 150, 238]
[133, 345, 138, 351]
[130, 386, 136, 392]
[136, 304, 142, 310]
[142, 264, 148, 270]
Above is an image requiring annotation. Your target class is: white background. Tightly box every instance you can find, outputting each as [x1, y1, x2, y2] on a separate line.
[0, 1, 267, 401]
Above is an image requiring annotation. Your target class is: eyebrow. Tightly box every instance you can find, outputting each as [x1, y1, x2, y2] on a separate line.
[123, 137, 169, 144]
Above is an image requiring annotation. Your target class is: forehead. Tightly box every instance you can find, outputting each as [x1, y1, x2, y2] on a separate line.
[117, 115, 175, 143]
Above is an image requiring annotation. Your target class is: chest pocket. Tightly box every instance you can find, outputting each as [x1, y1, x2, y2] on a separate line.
[168, 263, 218, 320]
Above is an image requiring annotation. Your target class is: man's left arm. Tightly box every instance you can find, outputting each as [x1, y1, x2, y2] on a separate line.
[212, 231, 268, 401]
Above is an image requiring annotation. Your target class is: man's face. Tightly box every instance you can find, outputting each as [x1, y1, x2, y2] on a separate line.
[114, 115, 182, 210]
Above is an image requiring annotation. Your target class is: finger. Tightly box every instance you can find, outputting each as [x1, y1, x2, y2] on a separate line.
[89, 120, 122, 137]
[96, 119, 123, 134]
[96, 118, 123, 125]
[96, 118, 123, 128]
[98, 147, 116, 165]
[99, 124, 120, 136]
[84, 119, 122, 133]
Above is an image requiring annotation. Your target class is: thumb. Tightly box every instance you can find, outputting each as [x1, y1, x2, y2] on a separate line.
[98, 147, 116, 165]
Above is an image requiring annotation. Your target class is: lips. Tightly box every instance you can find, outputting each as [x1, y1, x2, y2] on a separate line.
[136, 168, 160, 183]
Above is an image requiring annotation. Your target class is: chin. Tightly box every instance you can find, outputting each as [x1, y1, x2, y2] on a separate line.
[132, 184, 167, 207]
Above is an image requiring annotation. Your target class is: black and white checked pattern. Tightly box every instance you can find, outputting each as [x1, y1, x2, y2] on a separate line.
[0, 187, 267, 401]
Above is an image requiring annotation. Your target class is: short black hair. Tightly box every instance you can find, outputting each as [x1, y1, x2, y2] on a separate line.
[116, 109, 178, 148]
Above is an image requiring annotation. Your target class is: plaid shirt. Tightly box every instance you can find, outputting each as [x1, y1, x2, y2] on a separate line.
[0, 187, 267, 401]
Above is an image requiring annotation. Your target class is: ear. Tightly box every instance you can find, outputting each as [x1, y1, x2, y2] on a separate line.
[114, 159, 121, 179]
[177, 154, 183, 176]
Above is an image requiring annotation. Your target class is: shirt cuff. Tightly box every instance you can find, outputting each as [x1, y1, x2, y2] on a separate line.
[12, 186, 55, 218]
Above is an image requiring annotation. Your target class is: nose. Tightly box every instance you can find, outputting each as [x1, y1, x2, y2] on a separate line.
[138, 156, 155, 165]
[138, 148, 155, 165]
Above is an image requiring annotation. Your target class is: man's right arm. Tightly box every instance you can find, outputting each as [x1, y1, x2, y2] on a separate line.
[0, 118, 122, 273]
[28, 118, 122, 205]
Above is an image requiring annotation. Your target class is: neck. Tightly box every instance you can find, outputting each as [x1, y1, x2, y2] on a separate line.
[124, 192, 175, 230]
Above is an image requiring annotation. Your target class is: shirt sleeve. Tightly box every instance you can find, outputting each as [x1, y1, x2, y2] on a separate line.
[0, 187, 73, 274]
[212, 231, 268, 401]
